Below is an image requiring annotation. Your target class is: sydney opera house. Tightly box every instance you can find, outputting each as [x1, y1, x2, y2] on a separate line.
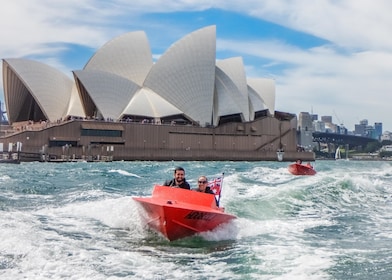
[1, 25, 313, 162]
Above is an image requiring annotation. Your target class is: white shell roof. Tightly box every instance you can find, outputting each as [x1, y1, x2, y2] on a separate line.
[2, 26, 276, 127]
[121, 87, 183, 118]
[247, 78, 276, 115]
[214, 67, 244, 126]
[73, 70, 139, 120]
[215, 57, 249, 125]
[84, 31, 153, 87]
[66, 83, 86, 117]
[248, 85, 266, 121]
[3, 58, 74, 123]
[144, 25, 216, 126]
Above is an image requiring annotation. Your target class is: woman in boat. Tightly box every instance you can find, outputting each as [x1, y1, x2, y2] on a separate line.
[195, 176, 214, 194]
[196, 176, 219, 206]
[163, 166, 191, 189]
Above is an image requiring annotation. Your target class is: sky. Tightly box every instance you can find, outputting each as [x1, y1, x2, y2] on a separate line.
[1, 0, 392, 132]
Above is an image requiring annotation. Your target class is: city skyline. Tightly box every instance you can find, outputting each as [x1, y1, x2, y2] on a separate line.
[299, 111, 385, 135]
[1, 1, 392, 130]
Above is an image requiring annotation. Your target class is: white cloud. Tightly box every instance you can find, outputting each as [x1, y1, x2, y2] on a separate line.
[1, 0, 391, 130]
[214, 0, 392, 129]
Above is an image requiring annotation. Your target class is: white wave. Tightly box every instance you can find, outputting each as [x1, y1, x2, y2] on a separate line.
[0, 174, 11, 181]
[108, 169, 141, 178]
[199, 220, 239, 241]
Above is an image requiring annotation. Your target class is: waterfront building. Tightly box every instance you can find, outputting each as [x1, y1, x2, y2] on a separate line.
[381, 131, 392, 142]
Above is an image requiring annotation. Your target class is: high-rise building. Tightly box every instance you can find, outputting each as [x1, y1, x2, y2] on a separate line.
[310, 114, 318, 121]
[374, 122, 383, 140]
[297, 112, 314, 150]
[298, 112, 313, 131]
[321, 116, 332, 123]
[360, 119, 368, 126]
[313, 121, 326, 132]
[354, 124, 366, 136]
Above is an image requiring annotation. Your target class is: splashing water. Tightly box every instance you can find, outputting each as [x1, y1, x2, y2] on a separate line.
[0, 160, 391, 279]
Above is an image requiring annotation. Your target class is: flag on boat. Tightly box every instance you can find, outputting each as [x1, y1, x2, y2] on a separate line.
[208, 176, 222, 196]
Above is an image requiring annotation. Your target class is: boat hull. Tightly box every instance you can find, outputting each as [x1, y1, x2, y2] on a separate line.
[288, 163, 316, 175]
[133, 185, 237, 241]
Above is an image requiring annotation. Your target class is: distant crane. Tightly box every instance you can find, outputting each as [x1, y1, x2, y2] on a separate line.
[333, 110, 344, 127]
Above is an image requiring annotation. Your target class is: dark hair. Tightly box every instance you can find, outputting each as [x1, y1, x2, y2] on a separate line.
[174, 166, 185, 173]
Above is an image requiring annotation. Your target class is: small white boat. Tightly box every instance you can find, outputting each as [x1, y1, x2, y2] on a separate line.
[335, 145, 349, 161]
[335, 147, 341, 160]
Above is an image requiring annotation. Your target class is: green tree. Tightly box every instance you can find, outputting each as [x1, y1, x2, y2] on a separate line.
[364, 141, 381, 153]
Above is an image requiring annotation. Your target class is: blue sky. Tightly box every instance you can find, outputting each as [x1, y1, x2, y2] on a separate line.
[1, 0, 392, 131]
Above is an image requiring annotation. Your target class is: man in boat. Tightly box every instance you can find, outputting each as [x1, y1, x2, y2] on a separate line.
[163, 166, 191, 189]
[195, 176, 214, 194]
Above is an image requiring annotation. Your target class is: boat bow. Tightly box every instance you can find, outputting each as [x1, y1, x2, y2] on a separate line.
[133, 185, 236, 241]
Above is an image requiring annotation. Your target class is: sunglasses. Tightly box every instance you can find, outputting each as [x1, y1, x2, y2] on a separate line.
[198, 180, 207, 184]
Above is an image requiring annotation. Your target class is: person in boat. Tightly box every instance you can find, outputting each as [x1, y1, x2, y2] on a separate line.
[195, 175, 219, 206]
[163, 166, 191, 189]
[296, 159, 303, 164]
[195, 176, 214, 194]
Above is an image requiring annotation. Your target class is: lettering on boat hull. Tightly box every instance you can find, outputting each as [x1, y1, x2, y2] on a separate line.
[185, 211, 216, 221]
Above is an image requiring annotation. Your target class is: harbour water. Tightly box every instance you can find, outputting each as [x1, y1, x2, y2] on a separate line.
[0, 160, 391, 279]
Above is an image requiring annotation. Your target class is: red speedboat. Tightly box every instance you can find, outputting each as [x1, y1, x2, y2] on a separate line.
[288, 163, 317, 175]
[133, 185, 237, 241]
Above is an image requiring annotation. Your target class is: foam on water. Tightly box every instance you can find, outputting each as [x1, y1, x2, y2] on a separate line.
[108, 169, 142, 178]
[1, 160, 392, 279]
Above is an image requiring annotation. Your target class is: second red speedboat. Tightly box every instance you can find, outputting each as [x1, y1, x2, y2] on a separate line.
[288, 162, 317, 175]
